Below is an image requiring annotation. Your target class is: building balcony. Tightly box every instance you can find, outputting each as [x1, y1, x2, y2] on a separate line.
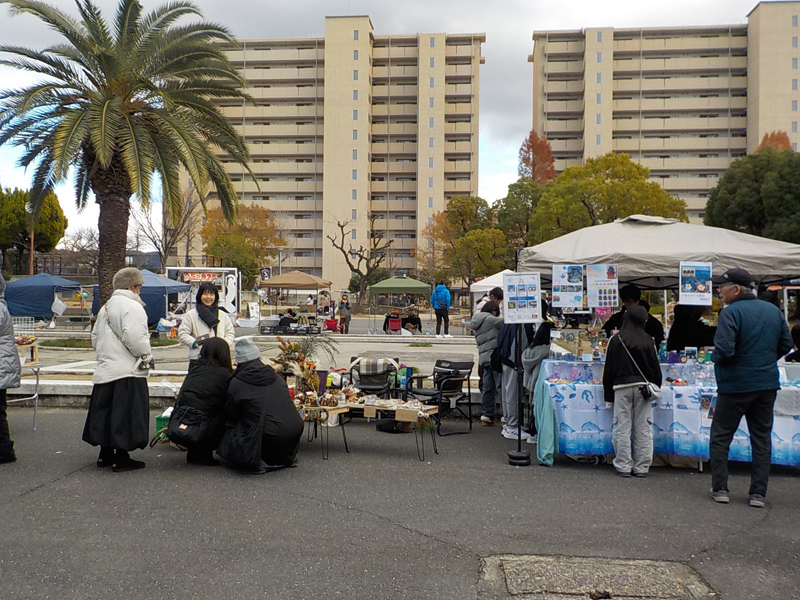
[371, 141, 418, 154]
[613, 75, 747, 93]
[613, 136, 746, 152]
[612, 115, 747, 132]
[544, 119, 585, 133]
[241, 66, 324, 81]
[370, 161, 419, 174]
[612, 33, 747, 55]
[371, 103, 419, 117]
[612, 96, 747, 113]
[370, 180, 418, 193]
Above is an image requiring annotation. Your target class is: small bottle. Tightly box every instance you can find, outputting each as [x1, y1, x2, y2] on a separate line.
[582, 363, 592, 383]
[658, 341, 668, 362]
[570, 364, 580, 382]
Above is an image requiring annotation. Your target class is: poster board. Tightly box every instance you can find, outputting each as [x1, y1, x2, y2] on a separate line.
[502, 272, 541, 324]
[679, 261, 713, 306]
[586, 264, 619, 309]
[551, 265, 584, 308]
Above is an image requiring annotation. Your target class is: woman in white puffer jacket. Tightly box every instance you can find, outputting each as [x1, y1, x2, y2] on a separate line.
[178, 282, 235, 364]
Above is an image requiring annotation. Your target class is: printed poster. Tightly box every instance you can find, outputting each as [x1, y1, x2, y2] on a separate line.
[586, 263, 619, 308]
[679, 261, 713, 306]
[502, 272, 541, 324]
[551, 264, 584, 308]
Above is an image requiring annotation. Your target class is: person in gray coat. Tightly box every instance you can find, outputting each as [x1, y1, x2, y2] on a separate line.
[469, 301, 503, 425]
[0, 274, 22, 464]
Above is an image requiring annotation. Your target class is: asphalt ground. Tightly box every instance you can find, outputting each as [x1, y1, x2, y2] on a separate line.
[2, 406, 799, 599]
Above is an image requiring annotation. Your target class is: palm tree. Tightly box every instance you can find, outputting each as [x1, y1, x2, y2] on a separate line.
[0, 0, 252, 301]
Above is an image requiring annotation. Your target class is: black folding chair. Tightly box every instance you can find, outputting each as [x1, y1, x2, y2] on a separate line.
[406, 360, 474, 436]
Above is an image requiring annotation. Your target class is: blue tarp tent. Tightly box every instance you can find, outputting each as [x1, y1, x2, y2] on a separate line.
[6, 273, 80, 317]
[92, 269, 191, 325]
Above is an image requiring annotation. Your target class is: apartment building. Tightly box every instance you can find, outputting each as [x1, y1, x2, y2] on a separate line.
[529, 1, 800, 220]
[181, 16, 484, 292]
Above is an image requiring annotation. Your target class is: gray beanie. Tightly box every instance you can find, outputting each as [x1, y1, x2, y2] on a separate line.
[113, 267, 145, 290]
[234, 338, 261, 363]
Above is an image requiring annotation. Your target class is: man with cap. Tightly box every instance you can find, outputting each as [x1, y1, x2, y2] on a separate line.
[218, 338, 304, 472]
[83, 267, 153, 472]
[709, 268, 792, 507]
[337, 294, 351, 334]
[0, 273, 21, 464]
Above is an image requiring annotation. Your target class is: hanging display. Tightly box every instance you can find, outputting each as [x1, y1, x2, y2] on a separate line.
[551, 264, 584, 308]
[586, 263, 619, 308]
[502, 272, 541, 323]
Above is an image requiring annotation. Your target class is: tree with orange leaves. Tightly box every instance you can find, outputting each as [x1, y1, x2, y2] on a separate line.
[756, 131, 792, 152]
[518, 130, 557, 185]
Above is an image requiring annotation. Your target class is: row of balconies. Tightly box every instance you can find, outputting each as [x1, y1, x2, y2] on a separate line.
[545, 96, 748, 116]
[544, 55, 747, 77]
[226, 47, 324, 63]
[547, 136, 748, 154]
[541, 32, 746, 59]
[543, 75, 748, 94]
[611, 115, 748, 131]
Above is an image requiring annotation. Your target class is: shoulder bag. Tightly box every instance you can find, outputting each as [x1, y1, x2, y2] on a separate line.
[167, 404, 211, 448]
[616, 336, 661, 400]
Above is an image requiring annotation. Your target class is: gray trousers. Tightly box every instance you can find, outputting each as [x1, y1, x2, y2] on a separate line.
[501, 364, 520, 429]
[612, 385, 653, 475]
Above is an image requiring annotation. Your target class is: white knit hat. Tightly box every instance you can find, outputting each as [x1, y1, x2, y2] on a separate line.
[234, 338, 261, 363]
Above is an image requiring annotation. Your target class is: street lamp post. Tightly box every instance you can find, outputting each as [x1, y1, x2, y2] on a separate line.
[276, 245, 284, 275]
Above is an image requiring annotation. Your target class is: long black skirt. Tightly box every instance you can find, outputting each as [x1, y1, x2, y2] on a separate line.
[82, 377, 149, 451]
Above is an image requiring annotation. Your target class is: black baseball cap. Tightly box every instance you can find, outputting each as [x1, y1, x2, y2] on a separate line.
[711, 268, 754, 288]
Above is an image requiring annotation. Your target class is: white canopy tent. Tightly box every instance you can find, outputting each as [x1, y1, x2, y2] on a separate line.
[517, 215, 800, 288]
[469, 269, 514, 294]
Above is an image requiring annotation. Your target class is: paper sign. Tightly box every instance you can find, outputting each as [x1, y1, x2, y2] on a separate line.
[364, 406, 377, 418]
[679, 262, 713, 306]
[551, 265, 584, 308]
[586, 264, 619, 308]
[502, 272, 541, 324]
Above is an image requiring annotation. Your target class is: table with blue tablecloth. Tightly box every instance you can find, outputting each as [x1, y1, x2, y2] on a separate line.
[534, 359, 800, 467]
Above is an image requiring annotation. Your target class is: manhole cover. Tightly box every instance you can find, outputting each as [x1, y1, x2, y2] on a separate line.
[481, 555, 716, 599]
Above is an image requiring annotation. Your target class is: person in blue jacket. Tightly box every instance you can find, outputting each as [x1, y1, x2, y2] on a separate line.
[709, 268, 792, 508]
[430, 281, 452, 338]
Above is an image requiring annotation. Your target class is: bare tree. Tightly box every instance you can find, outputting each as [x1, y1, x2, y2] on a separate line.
[55, 227, 100, 275]
[326, 213, 394, 307]
[129, 187, 204, 271]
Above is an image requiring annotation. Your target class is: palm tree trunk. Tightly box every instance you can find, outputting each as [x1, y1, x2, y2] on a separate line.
[97, 193, 131, 305]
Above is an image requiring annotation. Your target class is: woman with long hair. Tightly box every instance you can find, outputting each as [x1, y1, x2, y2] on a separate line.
[171, 337, 234, 465]
[178, 282, 236, 365]
[602, 304, 662, 477]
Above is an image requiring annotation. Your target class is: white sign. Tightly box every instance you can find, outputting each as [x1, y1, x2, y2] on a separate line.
[502, 272, 541, 324]
[551, 264, 584, 308]
[679, 261, 713, 306]
[586, 263, 619, 308]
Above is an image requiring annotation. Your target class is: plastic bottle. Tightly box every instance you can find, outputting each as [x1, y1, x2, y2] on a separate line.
[570, 364, 580, 382]
[658, 341, 668, 362]
[582, 363, 593, 383]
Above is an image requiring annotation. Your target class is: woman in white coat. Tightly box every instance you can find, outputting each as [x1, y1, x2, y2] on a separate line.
[178, 282, 235, 365]
[82, 268, 153, 472]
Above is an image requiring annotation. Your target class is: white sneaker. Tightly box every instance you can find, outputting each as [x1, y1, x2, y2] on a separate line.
[435, 334, 443, 338]
[444, 334, 452, 338]
[500, 416, 507, 424]
[501, 426, 531, 441]
[526, 434, 538, 444]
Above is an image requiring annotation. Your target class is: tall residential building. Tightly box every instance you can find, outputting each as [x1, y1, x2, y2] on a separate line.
[181, 16, 484, 292]
[529, 1, 800, 220]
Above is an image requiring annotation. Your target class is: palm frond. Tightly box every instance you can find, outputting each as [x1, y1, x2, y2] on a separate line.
[86, 94, 122, 166]
[73, 158, 91, 210]
[52, 108, 88, 179]
[118, 113, 155, 203]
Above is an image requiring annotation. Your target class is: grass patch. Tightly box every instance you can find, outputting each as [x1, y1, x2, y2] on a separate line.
[150, 338, 180, 347]
[408, 342, 432, 348]
[38, 337, 92, 348]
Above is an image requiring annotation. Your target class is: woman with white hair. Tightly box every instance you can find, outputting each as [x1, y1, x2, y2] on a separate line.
[83, 268, 153, 472]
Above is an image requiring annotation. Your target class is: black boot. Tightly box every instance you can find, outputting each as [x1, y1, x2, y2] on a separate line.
[187, 448, 219, 466]
[96, 446, 114, 468]
[112, 449, 145, 472]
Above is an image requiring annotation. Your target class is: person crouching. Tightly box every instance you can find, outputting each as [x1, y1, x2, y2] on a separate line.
[218, 338, 304, 473]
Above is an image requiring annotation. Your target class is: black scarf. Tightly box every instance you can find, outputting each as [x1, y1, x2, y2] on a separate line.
[197, 302, 220, 331]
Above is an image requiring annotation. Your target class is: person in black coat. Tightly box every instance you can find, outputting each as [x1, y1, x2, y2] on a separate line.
[173, 337, 233, 465]
[666, 304, 716, 352]
[219, 338, 304, 472]
[784, 324, 800, 363]
[602, 284, 665, 345]
[603, 305, 662, 478]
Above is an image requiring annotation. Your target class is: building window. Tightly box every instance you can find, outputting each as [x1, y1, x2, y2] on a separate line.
[429, 137, 434, 148]
[352, 129, 357, 140]
[429, 77, 435, 88]
[353, 89, 358, 100]
[429, 117, 434, 128]
[352, 149, 357, 160]
[351, 230, 357, 240]
[794, 79, 798, 91]
[596, 93, 602, 104]
[430, 57, 435, 68]
[793, 100, 798, 111]
[354, 30, 359, 41]
[352, 209, 357, 219]
[353, 109, 358, 120]
[795, 36, 799, 48]
[428, 157, 434, 168]
[596, 113, 602, 125]
[430, 36, 435, 48]
[352, 189, 357, 200]
[429, 97, 434, 108]
[596, 52, 602, 63]
[428, 197, 434, 209]
[793, 121, 798, 133]
[794, 143, 798, 151]
[353, 69, 358, 81]
[795, 57, 799, 70]
[352, 169, 357, 180]
[597, 31, 603, 43]
[596, 134, 602, 145]
[794, 15, 798, 26]
[596, 73, 602, 84]
[353, 49, 358, 61]
[428, 177, 434, 188]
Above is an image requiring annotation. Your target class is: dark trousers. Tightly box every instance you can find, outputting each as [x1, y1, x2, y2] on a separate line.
[434, 309, 449, 335]
[0, 389, 15, 459]
[710, 389, 776, 496]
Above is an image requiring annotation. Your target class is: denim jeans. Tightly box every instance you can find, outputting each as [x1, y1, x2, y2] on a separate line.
[710, 390, 776, 496]
[611, 385, 654, 475]
[480, 365, 501, 419]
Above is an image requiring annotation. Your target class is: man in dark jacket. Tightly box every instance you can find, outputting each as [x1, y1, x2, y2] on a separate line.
[601, 284, 664, 345]
[709, 268, 792, 508]
[219, 338, 304, 472]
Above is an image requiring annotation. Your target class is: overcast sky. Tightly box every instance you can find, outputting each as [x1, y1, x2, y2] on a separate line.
[0, 0, 760, 235]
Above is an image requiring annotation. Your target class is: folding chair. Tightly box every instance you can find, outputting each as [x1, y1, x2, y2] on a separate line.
[387, 317, 403, 334]
[323, 318, 340, 333]
[406, 360, 474, 436]
[346, 357, 399, 398]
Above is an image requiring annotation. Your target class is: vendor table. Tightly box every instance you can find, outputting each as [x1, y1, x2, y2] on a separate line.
[381, 314, 422, 333]
[534, 359, 800, 467]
